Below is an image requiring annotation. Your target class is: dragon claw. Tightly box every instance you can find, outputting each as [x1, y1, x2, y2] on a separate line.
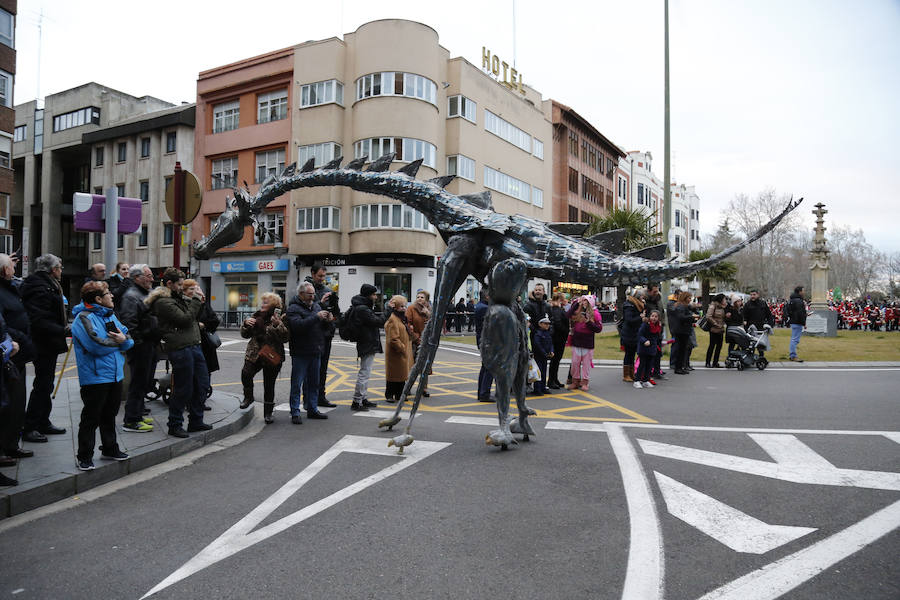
[509, 416, 535, 437]
[387, 434, 414, 454]
[378, 416, 402, 429]
[486, 429, 517, 448]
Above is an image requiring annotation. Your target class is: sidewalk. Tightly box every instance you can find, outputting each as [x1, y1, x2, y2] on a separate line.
[0, 373, 252, 519]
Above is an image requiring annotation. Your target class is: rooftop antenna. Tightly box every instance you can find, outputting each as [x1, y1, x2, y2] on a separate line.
[512, 0, 517, 69]
[36, 8, 44, 107]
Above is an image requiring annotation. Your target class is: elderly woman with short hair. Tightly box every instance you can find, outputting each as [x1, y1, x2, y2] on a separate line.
[384, 295, 413, 403]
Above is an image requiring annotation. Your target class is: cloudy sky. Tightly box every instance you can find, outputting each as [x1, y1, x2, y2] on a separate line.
[13, 0, 900, 253]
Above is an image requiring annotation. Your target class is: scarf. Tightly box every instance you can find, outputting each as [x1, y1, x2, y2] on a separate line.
[627, 296, 645, 313]
[394, 307, 409, 325]
[649, 321, 662, 335]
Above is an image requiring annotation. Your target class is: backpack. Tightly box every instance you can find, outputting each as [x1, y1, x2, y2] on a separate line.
[338, 306, 359, 342]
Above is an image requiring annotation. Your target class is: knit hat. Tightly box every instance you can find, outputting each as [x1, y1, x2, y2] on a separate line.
[360, 283, 379, 296]
[538, 316, 551, 324]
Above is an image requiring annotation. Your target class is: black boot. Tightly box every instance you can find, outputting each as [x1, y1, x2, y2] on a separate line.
[263, 402, 275, 424]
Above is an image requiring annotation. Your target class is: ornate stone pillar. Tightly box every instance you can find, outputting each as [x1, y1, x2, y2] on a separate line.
[807, 202, 836, 336]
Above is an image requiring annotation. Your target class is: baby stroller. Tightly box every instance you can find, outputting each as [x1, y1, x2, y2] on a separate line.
[724, 324, 771, 371]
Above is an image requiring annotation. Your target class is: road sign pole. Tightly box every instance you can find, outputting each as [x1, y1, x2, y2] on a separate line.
[174, 161, 184, 269]
[105, 186, 119, 274]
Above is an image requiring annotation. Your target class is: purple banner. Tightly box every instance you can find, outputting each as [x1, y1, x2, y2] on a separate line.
[73, 193, 143, 233]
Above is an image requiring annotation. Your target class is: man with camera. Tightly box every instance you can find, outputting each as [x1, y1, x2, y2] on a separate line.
[303, 264, 340, 410]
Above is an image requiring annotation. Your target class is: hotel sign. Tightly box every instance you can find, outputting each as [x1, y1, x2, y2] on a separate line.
[482, 47, 525, 95]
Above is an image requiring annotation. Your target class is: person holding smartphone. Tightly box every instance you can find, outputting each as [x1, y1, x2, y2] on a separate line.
[70, 280, 133, 470]
[239, 292, 288, 423]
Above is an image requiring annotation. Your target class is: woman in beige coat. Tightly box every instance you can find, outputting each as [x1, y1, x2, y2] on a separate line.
[384, 295, 413, 403]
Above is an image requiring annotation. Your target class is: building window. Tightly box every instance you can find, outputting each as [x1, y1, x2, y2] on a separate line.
[0, 193, 8, 228]
[352, 204, 433, 232]
[138, 225, 148, 247]
[637, 183, 645, 205]
[300, 80, 344, 108]
[353, 137, 436, 169]
[446, 155, 475, 182]
[0, 9, 13, 48]
[94, 186, 102, 195]
[533, 139, 544, 160]
[163, 223, 174, 245]
[0, 135, 10, 169]
[213, 100, 240, 133]
[568, 205, 579, 222]
[254, 212, 284, 245]
[140, 137, 151, 158]
[297, 206, 341, 232]
[211, 156, 238, 190]
[117, 142, 127, 162]
[255, 148, 285, 182]
[0, 235, 11, 254]
[484, 166, 531, 203]
[355, 72, 437, 106]
[484, 110, 531, 153]
[568, 131, 579, 156]
[532, 187, 543, 208]
[13, 125, 25, 142]
[92, 233, 101, 250]
[258, 89, 288, 123]
[447, 95, 476, 121]
[675, 210, 682, 227]
[117, 233, 124, 249]
[166, 132, 176, 153]
[618, 176, 627, 199]
[52, 106, 100, 132]
[581, 175, 601, 203]
[140, 181, 149, 202]
[568, 168, 579, 194]
[296, 142, 341, 168]
[95, 146, 104, 167]
[116, 184, 125, 197]
[0, 70, 12, 108]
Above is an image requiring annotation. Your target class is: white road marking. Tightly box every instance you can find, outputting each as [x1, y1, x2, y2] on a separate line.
[218, 339, 243, 347]
[545, 421, 607, 432]
[141, 435, 450, 598]
[638, 436, 900, 491]
[445, 416, 498, 426]
[353, 409, 412, 419]
[884, 432, 900, 444]
[273, 403, 336, 414]
[620, 423, 900, 436]
[654, 472, 816, 554]
[699, 499, 900, 600]
[607, 424, 664, 600]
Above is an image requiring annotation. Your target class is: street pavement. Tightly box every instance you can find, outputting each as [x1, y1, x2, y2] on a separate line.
[0, 332, 898, 599]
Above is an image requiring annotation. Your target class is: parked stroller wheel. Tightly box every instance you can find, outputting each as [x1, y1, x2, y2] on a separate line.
[736, 361, 745, 371]
[756, 357, 769, 370]
[206, 386, 213, 399]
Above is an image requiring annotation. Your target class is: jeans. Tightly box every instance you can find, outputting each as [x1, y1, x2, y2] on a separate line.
[77, 381, 122, 460]
[289, 354, 321, 416]
[352, 353, 375, 404]
[304, 336, 332, 405]
[167, 345, 209, 430]
[24, 353, 59, 432]
[789, 324, 803, 358]
[124, 343, 156, 424]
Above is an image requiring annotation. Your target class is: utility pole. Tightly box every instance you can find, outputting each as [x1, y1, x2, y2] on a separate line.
[662, 0, 672, 304]
[173, 162, 184, 269]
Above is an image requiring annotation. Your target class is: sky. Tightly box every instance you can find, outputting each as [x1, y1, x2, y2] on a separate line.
[13, 0, 900, 254]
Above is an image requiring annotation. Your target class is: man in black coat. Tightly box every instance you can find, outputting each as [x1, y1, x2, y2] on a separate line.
[743, 289, 774, 358]
[21, 254, 70, 443]
[349, 283, 387, 412]
[303, 264, 340, 410]
[118, 264, 157, 432]
[786, 286, 807, 362]
[0, 254, 35, 459]
[523, 283, 552, 349]
[286, 281, 332, 422]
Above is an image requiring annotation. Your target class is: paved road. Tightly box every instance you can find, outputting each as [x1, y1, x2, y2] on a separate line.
[1, 336, 898, 599]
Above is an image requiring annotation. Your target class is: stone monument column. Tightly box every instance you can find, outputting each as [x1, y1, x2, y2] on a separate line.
[807, 203, 836, 336]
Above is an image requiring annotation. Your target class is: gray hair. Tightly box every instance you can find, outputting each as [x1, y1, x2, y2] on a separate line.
[0, 254, 12, 269]
[34, 254, 62, 272]
[129, 263, 150, 278]
[296, 281, 315, 296]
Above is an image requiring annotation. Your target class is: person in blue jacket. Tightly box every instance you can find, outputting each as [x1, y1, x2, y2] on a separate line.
[71, 280, 134, 471]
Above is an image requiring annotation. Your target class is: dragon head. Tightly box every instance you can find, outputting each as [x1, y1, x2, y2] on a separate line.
[193, 189, 253, 260]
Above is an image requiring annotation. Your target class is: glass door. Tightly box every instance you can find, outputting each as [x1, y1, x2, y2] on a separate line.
[374, 272, 412, 314]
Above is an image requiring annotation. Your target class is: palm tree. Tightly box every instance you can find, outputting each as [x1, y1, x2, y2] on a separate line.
[688, 249, 738, 312]
[586, 208, 662, 318]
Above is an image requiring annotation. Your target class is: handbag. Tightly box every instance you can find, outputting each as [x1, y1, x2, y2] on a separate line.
[205, 331, 222, 348]
[257, 343, 282, 367]
[698, 315, 711, 332]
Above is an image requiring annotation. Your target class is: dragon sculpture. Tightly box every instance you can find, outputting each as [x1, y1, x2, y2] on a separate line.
[194, 153, 802, 451]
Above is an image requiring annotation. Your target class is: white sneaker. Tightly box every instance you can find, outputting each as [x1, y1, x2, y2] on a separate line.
[642, 381, 654, 388]
[633, 381, 643, 389]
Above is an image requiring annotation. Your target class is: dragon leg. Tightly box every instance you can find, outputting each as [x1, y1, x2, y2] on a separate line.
[380, 234, 479, 439]
[486, 371, 515, 448]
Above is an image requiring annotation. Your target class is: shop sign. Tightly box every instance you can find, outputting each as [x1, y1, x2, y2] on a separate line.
[211, 259, 291, 273]
[482, 47, 525, 95]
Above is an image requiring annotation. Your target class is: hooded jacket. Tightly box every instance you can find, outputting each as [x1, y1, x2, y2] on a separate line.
[0, 276, 34, 363]
[523, 291, 552, 334]
[350, 294, 386, 358]
[21, 270, 69, 356]
[786, 292, 807, 326]
[566, 296, 603, 349]
[71, 302, 133, 385]
[144, 286, 203, 352]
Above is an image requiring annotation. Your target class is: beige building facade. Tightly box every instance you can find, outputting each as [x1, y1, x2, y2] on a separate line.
[194, 19, 552, 314]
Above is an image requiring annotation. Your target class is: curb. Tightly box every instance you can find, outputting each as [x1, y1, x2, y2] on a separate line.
[0, 394, 253, 519]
